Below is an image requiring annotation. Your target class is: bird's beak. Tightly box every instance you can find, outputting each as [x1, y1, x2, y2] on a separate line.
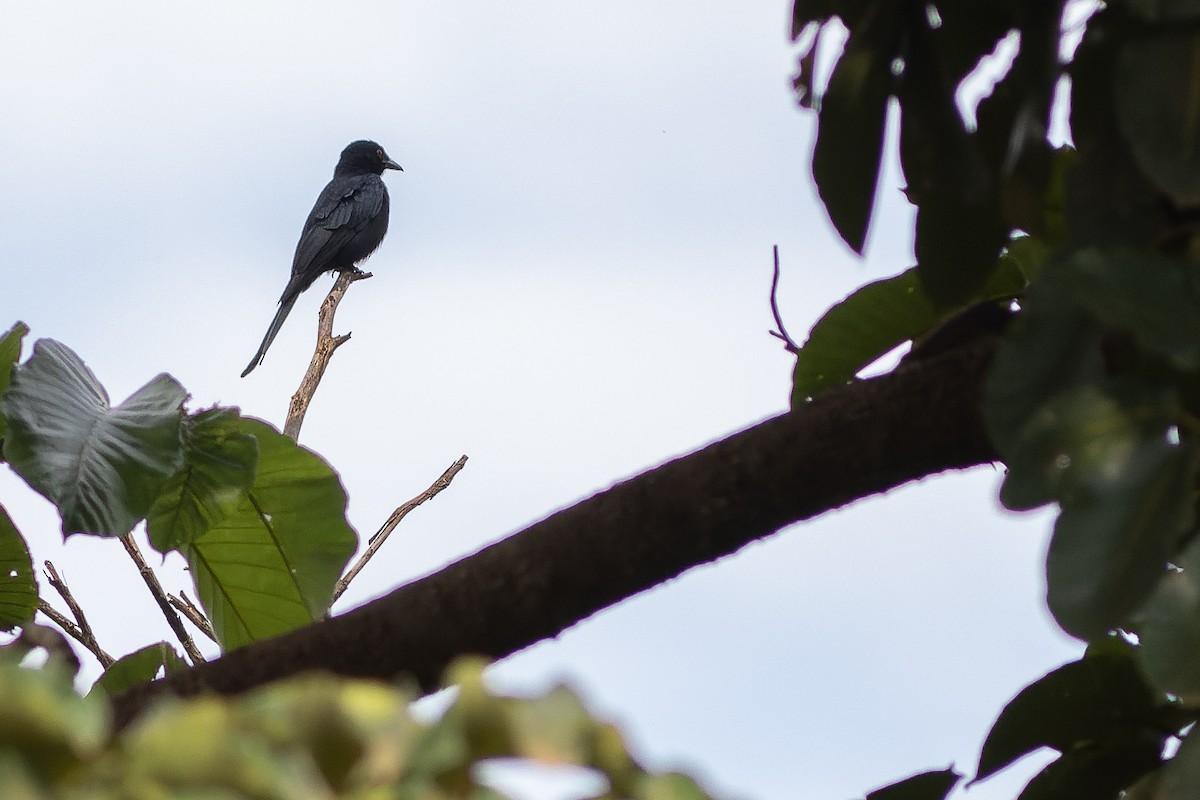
[384, 157, 403, 172]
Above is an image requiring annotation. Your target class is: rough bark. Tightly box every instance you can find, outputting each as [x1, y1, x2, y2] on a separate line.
[112, 339, 997, 726]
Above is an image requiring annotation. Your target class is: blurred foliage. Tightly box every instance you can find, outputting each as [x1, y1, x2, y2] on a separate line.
[0, 336, 356, 664]
[0, 655, 717, 800]
[791, 0, 1200, 797]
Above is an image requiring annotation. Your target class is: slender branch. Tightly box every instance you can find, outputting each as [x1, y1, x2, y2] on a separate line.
[168, 591, 217, 643]
[769, 245, 800, 353]
[37, 598, 111, 668]
[333, 455, 470, 603]
[284, 270, 373, 441]
[112, 339, 998, 726]
[42, 561, 113, 667]
[119, 536, 205, 664]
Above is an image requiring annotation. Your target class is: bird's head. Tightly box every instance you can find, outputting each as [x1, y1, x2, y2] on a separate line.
[337, 140, 403, 175]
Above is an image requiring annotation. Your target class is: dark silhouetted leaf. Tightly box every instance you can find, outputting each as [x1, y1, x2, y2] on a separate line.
[1017, 734, 1163, 800]
[185, 418, 357, 651]
[811, 26, 893, 254]
[89, 642, 187, 697]
[984, 281, 1106, 459]
[1137, 537, 1200, 703]
[915, 192, 1008, 309]
[1124, 0, 1200, 20]
[0, 505, 36, 632]
[864, 768, 960, 800]
[791, 257, 1023, 403]
[0, 340, 185, 538]
[976, 652, 1164, 783]
[1058, 248, 1200, 372]
[1042, 385, 1197, 640]
[147, 408, 258, 553]
[0, 321, 28, 446]
[1116, 31, 1200, 206]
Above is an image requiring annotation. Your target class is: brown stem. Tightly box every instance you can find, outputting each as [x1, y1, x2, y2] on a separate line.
[333, 455, 469, 603]
[168, 591, 217, 643]
[42, 561, 113, 668]
[36, 598, 111, 668]
[284, 270, 373, 441]
[119, 536, 205, 664]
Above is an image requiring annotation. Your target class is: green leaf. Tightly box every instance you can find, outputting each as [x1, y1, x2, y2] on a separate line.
[1057, 248, 1200, 372]
[89, 642, 187, 697]
[1124, 0, 1200, 20]
[811, 24, 893, 254]
[984, 281, 1106, 461]
[1153, 726, 1200, 799]
[915, 191, 1008, 309]
[0, 321, 29, 446]
[0, 340, 186, 538]
[975, 652, 1164, 783]
[864, 768, 960, 800]
[1017, 735, 1164, 800]
[184, 418, 357, 651]
[0, 658, 109, 783]
[790, 258, 1024, 403]
[792, 268, 938, 403]
[1116, 30, 1200, 206]
[147, 408, 259, 553]
[1136, 537, 1200, 703]
[0, 505, 36, 632]
[1041, 386, 1198, 640]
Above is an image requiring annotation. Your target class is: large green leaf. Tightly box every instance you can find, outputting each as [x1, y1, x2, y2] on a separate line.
[1032, 384, 1199, 641]
[1017, 736, 1164, 800]
[0, 505, 36, 631]
[791, 257, 1024, 403]
[811, 15, 894, 254]
[984, 280, 1106, 461]
[0, 340, 186, 538]
[89, 642, 187, 698]
[1058, 248, 1200, 372]
[147, 408, 258, 554]
[864, 768, 960, 800]
[975, 651, 1165, 783]
[1150, 726, 1200, 800]
[1137, 537, 1200, 703]
[184, 418, 357, 651]
[0, 658, 109, 784]
[914, 191, 1008, 309]
[0, 321, 28, 446]
[1116, 30, 1200, 206]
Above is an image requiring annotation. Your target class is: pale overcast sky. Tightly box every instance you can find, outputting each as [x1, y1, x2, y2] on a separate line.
[0, 4, 1080, 799]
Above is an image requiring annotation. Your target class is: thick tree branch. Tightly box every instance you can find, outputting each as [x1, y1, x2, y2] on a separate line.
[113, 339, 997, 726]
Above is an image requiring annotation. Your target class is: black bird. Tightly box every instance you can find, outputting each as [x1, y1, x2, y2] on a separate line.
[241, 140, 403, 377]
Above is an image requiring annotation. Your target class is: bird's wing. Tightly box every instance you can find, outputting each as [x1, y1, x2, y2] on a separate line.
[284, 175, 388, 299]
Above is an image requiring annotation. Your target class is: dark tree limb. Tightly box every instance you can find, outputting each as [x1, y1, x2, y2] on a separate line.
[113, 339, 998, 727]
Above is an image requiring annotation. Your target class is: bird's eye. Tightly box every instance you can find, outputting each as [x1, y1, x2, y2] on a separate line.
[376, 149, 383, 159]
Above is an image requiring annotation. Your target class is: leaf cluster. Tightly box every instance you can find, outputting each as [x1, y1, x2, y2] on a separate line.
[791, 0, 1200, 797]
[0, 654, 714, 800]
[0, 325, 357, 679]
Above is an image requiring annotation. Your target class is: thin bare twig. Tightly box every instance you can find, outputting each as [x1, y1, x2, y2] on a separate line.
[332, 455, 469, 603]
[37, 599, 110, 668]
[168, 591, 217, 643]
[119, 536, 205, 664]
[42, 561, 113, 667]
[769, 245, 800, 353]
[284, 269, 373, 441]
